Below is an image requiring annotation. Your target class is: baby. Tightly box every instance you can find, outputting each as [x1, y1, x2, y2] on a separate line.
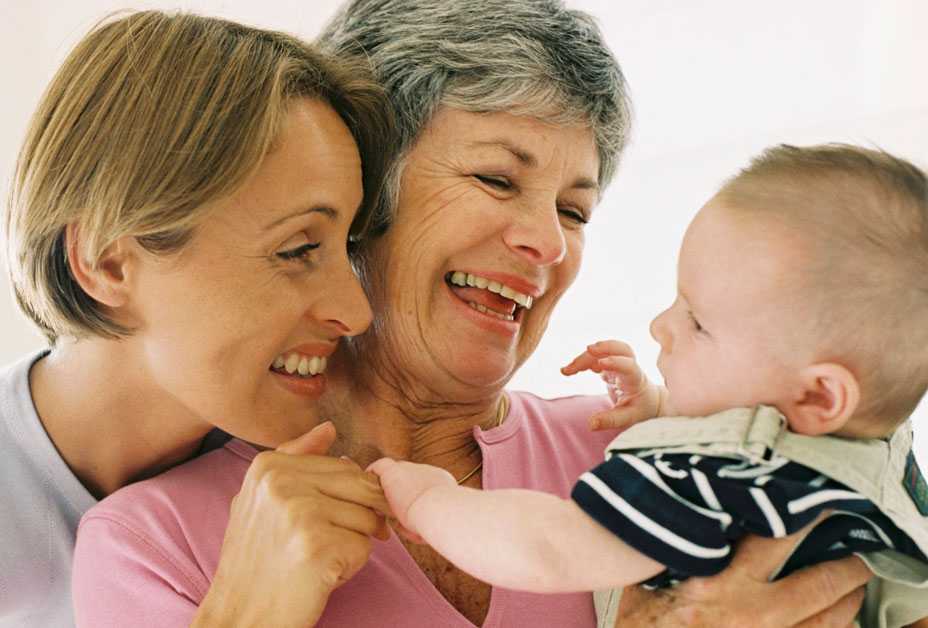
[370, 144, 928, 627]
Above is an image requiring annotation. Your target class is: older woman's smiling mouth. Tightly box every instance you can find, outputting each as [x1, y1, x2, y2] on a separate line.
[445, 271, 537, 323]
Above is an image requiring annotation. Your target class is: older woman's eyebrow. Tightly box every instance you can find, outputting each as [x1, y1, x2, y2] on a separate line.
[467, 139, 599, 192]
[261, 206, 338, 232]
[468, 139, 537, 167]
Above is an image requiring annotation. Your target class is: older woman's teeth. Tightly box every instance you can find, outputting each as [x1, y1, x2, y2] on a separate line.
[468, 301, 514, 321]
[449, 272, 534, 309]
[272, 353, 328, 377]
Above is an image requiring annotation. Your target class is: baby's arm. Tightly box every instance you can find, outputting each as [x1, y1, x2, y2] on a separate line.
[369, 458, 664, 593]
[562, 340, 671, 431]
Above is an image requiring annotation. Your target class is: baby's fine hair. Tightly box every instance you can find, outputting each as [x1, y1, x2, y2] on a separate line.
[718, 143, 928, 429]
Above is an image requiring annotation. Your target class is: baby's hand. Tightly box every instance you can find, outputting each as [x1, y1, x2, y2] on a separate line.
[561, 340, 666, 432]
[367, 458, 456, 539]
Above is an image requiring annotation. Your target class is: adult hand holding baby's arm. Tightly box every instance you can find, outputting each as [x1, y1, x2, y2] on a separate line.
[613, 529, 871, 628]
[192, 423, 390, 628]
[562, 340, 669, 432]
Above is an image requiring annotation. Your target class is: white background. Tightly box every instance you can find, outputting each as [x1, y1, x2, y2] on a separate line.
[2, 1, 927, 467]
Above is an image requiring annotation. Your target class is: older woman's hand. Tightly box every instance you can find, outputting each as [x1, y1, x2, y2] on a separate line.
[614, 532, 871, 628]
[191, 422, 390, 628]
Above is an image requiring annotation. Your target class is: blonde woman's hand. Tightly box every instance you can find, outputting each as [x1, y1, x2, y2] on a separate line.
[561, 340, 667, 432]
[192, 422, 390, 628]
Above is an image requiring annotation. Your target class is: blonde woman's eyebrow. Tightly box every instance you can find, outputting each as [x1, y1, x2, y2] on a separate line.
[262, 206, 338, 232]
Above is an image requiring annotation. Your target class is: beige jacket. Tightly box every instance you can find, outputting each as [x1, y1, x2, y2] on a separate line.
[594, 406, 928, 628]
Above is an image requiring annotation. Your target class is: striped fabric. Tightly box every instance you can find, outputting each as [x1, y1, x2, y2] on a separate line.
[571, 449, 926, 588]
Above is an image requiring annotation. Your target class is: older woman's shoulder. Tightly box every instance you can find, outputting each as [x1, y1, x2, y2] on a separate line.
[507, 390, 612, 423]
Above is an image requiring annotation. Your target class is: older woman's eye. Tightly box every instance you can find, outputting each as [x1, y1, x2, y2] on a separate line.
[276, 241, 320, 262]
[558, 207, 589, 225]
[474, 174, 512, 189]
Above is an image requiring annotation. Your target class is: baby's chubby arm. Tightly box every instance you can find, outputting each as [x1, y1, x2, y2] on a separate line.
[562, 340, 671, 431]
[368, 458, 664, 593]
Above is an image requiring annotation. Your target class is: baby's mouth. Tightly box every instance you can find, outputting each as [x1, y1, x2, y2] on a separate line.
[445, 271, 534, 322]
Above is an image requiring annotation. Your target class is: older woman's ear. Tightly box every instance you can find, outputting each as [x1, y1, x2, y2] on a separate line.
[64, 223, 134, 309]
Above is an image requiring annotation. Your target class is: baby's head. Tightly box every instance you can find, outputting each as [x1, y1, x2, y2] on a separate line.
[651, 144, 928, 438]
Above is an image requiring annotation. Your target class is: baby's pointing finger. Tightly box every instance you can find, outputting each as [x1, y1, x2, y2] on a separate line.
[586, 340, 635, 358]
[561, 350, 601, 375]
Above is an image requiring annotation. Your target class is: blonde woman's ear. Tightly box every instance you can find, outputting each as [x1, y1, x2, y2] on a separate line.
[785, 363, 860, 437]
[65, 223, 133, 309]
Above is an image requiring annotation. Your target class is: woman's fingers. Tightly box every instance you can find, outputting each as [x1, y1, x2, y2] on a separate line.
[276, 421, 337, 455]
[765, 556, 871, 627]
[303, 493, 390, 539]
[315, 470, 392, 515]
[729, 512, 831, 578]
[792, 586, 866, 628]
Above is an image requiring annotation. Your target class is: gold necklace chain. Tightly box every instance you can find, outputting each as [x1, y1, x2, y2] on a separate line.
[455, 395, 508, 485]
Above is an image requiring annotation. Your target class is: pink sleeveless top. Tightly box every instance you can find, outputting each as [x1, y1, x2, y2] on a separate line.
[73, 392, 614, 627]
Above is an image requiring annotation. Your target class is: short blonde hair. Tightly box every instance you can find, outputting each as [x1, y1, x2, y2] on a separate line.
[6, 11, 393, 343]
[718, 144, 928, 429]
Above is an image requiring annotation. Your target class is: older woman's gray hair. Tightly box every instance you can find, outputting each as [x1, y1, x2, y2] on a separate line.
[319, 0, 632, 232]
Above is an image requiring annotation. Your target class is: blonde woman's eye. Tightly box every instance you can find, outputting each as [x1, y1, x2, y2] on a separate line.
[276, 241, 320, 261]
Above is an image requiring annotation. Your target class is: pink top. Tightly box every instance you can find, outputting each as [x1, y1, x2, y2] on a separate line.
[72, 392, 613, 627]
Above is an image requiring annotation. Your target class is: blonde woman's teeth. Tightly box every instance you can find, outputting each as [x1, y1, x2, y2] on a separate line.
[272, 353, 328, 377]
[449, 272, 534, 309]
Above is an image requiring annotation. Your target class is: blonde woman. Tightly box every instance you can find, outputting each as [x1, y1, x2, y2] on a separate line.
[1, 11, 395, 626]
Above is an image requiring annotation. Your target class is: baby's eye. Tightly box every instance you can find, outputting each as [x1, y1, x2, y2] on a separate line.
[688, 311, 704, 333]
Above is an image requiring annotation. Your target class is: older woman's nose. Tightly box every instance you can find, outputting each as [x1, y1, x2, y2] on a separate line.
[503, 208, 567, 267]
[311, 264, 374, 337]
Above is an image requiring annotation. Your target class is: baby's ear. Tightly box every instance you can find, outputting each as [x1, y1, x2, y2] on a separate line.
[784, 363, 859, 436]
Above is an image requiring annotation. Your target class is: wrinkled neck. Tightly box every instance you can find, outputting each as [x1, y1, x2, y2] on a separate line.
[320, 342, 506, 474]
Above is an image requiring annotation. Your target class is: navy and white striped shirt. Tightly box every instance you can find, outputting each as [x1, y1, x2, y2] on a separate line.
[571, 449, 926, 588]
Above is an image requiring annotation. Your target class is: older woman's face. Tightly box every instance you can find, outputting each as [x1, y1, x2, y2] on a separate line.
[126, 99, 372, 446]
[366, 107, 599, 391]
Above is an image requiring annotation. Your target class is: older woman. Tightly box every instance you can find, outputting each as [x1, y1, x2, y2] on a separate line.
[0, 11, 394, 626]
[72, 1, 871, 627]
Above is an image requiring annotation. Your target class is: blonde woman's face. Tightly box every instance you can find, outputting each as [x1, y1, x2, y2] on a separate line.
[126, 99, 372, 446]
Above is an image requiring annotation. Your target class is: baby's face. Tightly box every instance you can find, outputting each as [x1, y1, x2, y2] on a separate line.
[650, 199, 813, 417]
